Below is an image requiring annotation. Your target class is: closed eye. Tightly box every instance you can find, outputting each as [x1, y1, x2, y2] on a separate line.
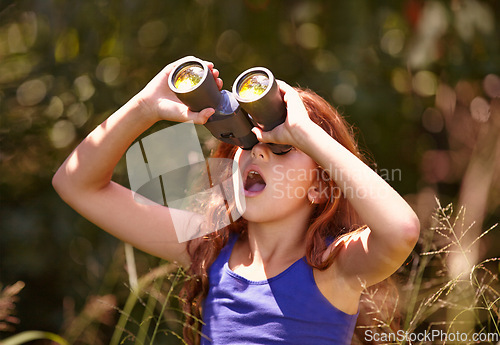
[268, 143, 294, 155]
[272, 147, 294, 155]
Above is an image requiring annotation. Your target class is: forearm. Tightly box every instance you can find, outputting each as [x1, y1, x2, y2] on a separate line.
[297, 123, 419, 241]
[53, 95, 158, 196]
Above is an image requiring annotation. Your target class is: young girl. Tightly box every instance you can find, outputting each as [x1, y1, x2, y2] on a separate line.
[53, 57, 420, 344]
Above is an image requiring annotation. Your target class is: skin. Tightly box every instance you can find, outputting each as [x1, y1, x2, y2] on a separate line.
[52, 57, 420, 316]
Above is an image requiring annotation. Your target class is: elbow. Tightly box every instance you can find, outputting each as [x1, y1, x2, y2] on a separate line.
[401, 213, 420, 249]
[52, 166, 68, 198]
[52, 162, 108, 204]
[52, 163, 76, 202]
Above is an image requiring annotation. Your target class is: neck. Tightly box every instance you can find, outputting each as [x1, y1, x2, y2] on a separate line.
[245, 212, 311, 264]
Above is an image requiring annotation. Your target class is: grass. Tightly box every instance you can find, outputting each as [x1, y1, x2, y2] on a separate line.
[353, 198, 500, 345]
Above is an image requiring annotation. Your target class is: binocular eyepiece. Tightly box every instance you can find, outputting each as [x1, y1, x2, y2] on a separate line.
[167, 57, 291, 155]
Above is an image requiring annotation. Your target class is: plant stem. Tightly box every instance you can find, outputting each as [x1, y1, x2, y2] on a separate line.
[441, 205, 500, 338]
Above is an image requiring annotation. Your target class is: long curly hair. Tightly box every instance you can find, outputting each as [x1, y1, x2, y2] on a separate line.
[180, 87, 401, 345]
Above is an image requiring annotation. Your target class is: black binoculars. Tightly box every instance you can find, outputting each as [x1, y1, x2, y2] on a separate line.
[167, 57, 292, 155]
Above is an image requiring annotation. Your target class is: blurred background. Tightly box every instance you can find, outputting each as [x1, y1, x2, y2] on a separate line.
[1, 0, 499, 343]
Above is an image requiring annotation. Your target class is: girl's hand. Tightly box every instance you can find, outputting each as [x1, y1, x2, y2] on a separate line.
[251, 80, 317, 150]
[136, 56, 223, 124]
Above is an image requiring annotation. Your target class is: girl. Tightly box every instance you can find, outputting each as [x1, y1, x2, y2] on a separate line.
[53, 57, 420, 344]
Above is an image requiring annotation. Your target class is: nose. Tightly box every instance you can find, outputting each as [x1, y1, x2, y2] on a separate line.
[250, 143, 270, 161]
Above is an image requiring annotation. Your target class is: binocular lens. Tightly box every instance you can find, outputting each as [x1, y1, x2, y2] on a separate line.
[173, 63, 205, 91]
[237, 72, 270, 101]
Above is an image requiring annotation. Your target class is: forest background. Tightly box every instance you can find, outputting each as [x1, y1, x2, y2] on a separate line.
[1, 0, 500, 344]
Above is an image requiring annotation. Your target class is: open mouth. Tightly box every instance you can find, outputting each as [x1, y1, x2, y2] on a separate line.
[244, 170, 266, 193]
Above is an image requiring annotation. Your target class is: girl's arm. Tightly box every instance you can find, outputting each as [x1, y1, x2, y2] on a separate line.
[52, 57, 219, 267]
[253, 82, 420, 289]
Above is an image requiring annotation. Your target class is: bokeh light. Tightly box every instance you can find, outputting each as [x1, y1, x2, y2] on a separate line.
[470, 97, 490, 123]
[67, 102, 89, 127]
[313, 50, 340, 73]
[16, 79, 47, 106]
[296, 23, 322, 50]
[332, 84, 356, 105]
[391, 68, 412, 94]
[412, 70, 438, 97]
[483, 74, 500, 99]
[380, 29, 405, 56]
[55, 28, 79, 62]
[44, 96, 64, 119]
[74, 75, 95, 102]
[50, 120, 76, 148]
[96, 57, 121, 85]
[216, 30, 243, 63]
[138, 20, 168, 48]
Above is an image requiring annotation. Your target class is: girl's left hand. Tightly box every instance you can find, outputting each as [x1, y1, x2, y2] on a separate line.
[251, 80, 316, 149]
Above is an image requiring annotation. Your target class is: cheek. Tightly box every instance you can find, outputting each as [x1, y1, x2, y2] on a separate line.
[269, 167, 316, 200]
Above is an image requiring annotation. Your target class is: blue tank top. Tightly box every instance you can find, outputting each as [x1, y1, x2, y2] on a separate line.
[201, 234, 359, 344]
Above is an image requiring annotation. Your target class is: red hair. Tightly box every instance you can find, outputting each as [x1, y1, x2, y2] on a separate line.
[180, 88, 400, 344]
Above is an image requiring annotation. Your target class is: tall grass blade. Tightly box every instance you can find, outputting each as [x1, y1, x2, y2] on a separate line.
[1, 331, 69, 345]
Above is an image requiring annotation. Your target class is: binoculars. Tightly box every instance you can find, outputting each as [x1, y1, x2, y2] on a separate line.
[167, 57, 292, 154]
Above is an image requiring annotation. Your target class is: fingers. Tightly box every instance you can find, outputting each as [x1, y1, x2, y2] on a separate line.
[276, 79, 294, 93]
[251, 127, 274, 144]
[207, 63, 224, 91]
[276, 80, 301, 104]
[215, 78, 223, 90]
[276, 80, 309, 119]
[211, 68, 223, 90]
[161, 62, 177, 77]
[276, 80, 298, 101]
[187, 107, 215, 125]
[251, 127, 264, 141]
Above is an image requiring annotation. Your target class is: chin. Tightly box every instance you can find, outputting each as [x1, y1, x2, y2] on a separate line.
[240, 205, 265, 223]
[241, 204, 275, 224]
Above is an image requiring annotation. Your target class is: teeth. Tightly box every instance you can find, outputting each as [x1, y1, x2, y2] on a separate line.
[245, 169, 266, 192]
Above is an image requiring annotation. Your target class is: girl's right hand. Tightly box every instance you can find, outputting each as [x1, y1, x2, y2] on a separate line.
[136, 56, 223, 125]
